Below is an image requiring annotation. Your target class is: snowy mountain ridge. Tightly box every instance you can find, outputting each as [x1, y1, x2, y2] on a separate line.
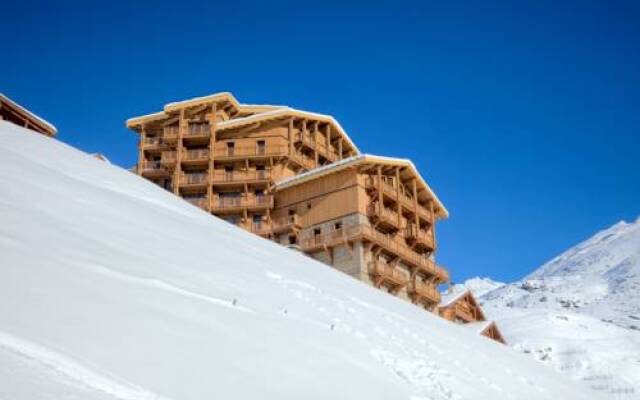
[458, 218, 640, 399]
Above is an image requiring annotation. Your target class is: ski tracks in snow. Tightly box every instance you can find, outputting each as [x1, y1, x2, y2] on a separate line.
[0, 331, 173, 400]
[86, 264, 252, 313]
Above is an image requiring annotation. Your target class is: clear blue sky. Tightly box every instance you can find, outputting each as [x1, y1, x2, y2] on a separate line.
[2, 1, 639, 283]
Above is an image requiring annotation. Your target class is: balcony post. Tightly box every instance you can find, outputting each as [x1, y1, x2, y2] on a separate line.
[207, 103, 217, 212]
[137, 124, 146, 176]
[288, 118, 294, 157]
[174, 109, 185, 195]
[429, 200, 436, 249]
[377, 165, 383, 207]
[338, 138, 343, 160]
[325, 123, 331, 158]
[395, 167, 401, 229]
[412, 179, 419, 230]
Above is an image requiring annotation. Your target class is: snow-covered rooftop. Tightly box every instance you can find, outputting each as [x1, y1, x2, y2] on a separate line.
[274, 154, 449, 219]
[0, 92, 57, 135]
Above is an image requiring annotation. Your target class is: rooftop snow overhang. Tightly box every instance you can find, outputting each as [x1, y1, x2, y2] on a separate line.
[274, 154, 448, 219]
[215, 107, 359, 155]
[0, 93, 57, 136]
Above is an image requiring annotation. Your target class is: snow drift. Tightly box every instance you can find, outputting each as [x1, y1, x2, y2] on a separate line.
[0, 121, 601, 399]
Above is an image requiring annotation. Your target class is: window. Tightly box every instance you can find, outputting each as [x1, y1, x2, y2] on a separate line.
[226, 142, 235, 156]
[307, 203, 312, 210]
[288, 209, 296, 216]
[334, 222, 342, 230]
[257, 140, 266, 155]
[313, 228, 321, 236]
[288, 235, 298, 245]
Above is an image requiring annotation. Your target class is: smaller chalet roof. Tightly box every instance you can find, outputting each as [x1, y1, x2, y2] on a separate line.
[463, 320, 495, 335]
[0, 93, 57, 135]
[439, 289, 471, 308]
[274, 154, 448, 219]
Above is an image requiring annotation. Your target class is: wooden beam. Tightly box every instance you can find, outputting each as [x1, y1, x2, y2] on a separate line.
[395, 167, 401, 229]
[174, 109, 185, 195]
[207, 103, 217, 212]
[137, 124, 146, 175]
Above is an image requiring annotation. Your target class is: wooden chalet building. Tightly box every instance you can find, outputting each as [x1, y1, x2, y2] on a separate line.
[0, 93, 57, 137]
[127, 92, 504, 343]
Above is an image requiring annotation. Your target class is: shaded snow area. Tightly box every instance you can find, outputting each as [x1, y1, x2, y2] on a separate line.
[460, 220, 640, 399]
[0, 121, 601, 400]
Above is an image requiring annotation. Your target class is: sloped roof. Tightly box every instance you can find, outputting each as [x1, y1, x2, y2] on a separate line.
[125, 92, 358, 153]
[0, 93, 57, 135]
[274, 154, 448, 219]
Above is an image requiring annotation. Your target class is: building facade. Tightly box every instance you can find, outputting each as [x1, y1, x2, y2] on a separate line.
[127, 92, 503, 343]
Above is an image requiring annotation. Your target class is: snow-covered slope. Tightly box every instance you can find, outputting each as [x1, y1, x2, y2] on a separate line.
[461, 220, 640, 399]
[0, 121, 601, 400]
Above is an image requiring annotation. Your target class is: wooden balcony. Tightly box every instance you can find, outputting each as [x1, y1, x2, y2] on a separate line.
[368, 261, 409, 289]
[295, 131, 316, 149]
[250, 222, 272, 237]
[367, 203, 402, 231]
[140, 160, 169, 176]
[365, 176, 433, 224]
[290, 151, 316, 170]
[141, 136, 167, 150]
[271, 214, 302, 234]
[179, 172, 208, 189]
[163, 126, 179, 143]
[408, 279, 441, 304]
[161, 151, 177, 166]
[299, 224, 448, 283]
[183, 123, 211, 140]
[211, 170, 271, 185]
[405, 224, 435, 250]
[211, 195, 274, 213]
[184, 196, 209, 210]
[182, 149, 209, 164]
[214, 145, 285, 160]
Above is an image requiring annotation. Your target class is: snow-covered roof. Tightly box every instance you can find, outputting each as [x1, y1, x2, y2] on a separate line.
[125, 92, 359, 153]
[0, 93, 57, 135]
[463, 320, 495, 335]
[216, 107, 359, 154]
[274, 154, 449, 219]
[439, 289, 471, 308]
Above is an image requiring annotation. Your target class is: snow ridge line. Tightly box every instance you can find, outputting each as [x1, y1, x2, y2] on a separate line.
[87, 264, 252, 313]
[0, 331, 172, 400]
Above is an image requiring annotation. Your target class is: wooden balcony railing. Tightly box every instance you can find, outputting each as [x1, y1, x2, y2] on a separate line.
[185, 197, 208, 210]
[368, 262, 410, 287]
[405, 224, 435, 249]
[142, 137, 166, 148]
[367, 203, 403, 229]
[161, 151, 177, 165]
[163, 126, 179, 141]
[180, 172, 209, 186]
[299, 224, 448, 283]
[271, 214, 302, 232]
[140, 160, 168, 174]
[365, 176, 433, 223]
[183, 149, 210, 162]
[250, 222, 272, 236]
[212, 195, 274, 210]
[214, 145, 285, 158]
[291, 151, 316, 170]
[212, 170, 271, 183]
[185, 123, 211, 137]
[408, 279, 441, 303]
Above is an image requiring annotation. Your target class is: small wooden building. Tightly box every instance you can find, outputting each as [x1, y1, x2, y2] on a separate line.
[0, 93, 57, 137]
[438, 289, 506, 344]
